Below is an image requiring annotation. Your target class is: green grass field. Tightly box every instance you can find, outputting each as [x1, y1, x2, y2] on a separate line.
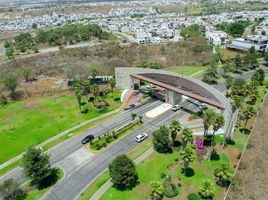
[166, 66, 206, 76]
[0, 90, 121, 165]
[100, 148, 230, 200]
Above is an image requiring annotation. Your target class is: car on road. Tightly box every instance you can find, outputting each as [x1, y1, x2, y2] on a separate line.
[135, 133, 148, 142]
[199, 103, 207, 109]
[81, 135, 94, 144]
[172, 104, 181, 111]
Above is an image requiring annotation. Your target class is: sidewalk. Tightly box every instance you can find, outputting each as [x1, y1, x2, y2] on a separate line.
[0, 90, 133, 171]
[90, 147, 154, 200]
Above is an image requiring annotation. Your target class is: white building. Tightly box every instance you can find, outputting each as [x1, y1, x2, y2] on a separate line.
[228, 35, 268, 53]
[205, 30, 229, 46]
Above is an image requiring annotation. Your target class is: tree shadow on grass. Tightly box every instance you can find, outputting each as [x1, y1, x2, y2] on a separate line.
[112, 181, 140, 192]
[181, 167, 195, 177]
[210, 150, 220, 161]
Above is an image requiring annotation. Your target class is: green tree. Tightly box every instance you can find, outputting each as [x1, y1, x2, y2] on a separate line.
[73, 83, 83, 112]
[199, 179, 215, 199]
[0, 179, 26, 200]
[231, 95, 244, 112]
[222, 59, 231, 76]
[181, 127, 194, 148]
[5, 46, 14, 59]
[180, 146, 196, 176]
[150, 181, 164, 200]
[243, 106, 256, 130]
[109, 78, 116, 99]
[91, 84, 99, 105]
[32, 44, 39, 53]
[90, 68, 98, 81]
[265, 51, 268, 63]
[21, 67, 33, 82]
[22, 147, 53, 187]
[3, 74, 19, 97]
[153, 125, 173, 153]
[211, 113, 225, 138]
[80, 80, 91, 99]
[109, 154, 138, 190]
[169, 120, 181, 142]
[234, 54, 242, 73]
[200, 108, 216, 136]
[225, 78, 233, 97]
[181, 24, 203, 39]
[214, 163, 234, 185]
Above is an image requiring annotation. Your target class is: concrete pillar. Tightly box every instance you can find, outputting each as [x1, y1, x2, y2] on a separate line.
[131, 77, 140, 90]
[165, 90, 182, 105]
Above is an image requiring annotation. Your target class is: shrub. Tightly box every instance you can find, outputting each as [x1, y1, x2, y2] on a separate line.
[114, 97, 120, 101]
[163, 175, 179, 198]
[187, 193, 202, 200]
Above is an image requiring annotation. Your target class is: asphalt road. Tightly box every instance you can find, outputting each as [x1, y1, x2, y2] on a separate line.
[0, 68, 267, 200]
[0, 99, 161, 185]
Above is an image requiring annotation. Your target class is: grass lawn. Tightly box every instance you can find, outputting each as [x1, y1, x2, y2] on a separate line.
[101, 146, 230, 200]
[23, 168, 64, 200]
[78, 138, 153, 200]
[0, 89, 122, 165]
[165, 66, 207, 76]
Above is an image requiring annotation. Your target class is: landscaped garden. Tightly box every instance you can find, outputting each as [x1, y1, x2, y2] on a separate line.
[0, 87, 122, 165]
[84, 69, 267, 200]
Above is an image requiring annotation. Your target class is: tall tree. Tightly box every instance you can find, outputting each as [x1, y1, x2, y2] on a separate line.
[181, 127, 194, 148]
[199, 179, 215, 199]
[3, 74, 19, 97]
[200, 108, 216, 136]
[0, 179, 25, 200]
[153, 125, 173, 153]
[180, 146, 196, 176]
[231, 95, 244, 112]
[80, 80, 91, 99]
[150, 182, 164, 200]
[22, 147, 52, 187]
[243, 106, 256, 130]
[222, 59, 231, 76]
[225, 78, 233, 97]
[91, 84, 99, 106]
[234, 54, 242, 73]
[73, 83, 83, 112]
[169, 120, 181, 142]
[109, 78, 116, 98]
[109, 154, 138, 190]
[90, 68, 98, 81]
[212, 113, 225, 137]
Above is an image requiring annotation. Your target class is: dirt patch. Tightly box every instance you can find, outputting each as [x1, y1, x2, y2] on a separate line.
[227, 94, 268, 200]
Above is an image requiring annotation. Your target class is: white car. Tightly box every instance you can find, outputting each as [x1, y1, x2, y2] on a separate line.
[199, 103, 207, 109]
[172, 104, 181, 111]
[135, 133, 148, 142]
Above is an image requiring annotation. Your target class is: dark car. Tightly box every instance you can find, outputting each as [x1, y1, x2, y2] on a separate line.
[81, 135, 94, 144]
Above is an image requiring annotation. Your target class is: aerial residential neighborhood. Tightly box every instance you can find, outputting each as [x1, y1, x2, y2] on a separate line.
[0, 0, 268, 200]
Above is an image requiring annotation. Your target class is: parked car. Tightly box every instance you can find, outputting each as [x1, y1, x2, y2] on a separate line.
[199, 103, 207, 109]
[135, 133, 148, 142]
[81, 135, 94, 144]
[146, 84, 157, 90]
[172, 104, 181, 111]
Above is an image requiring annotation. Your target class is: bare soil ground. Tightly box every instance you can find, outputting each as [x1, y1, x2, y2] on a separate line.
[227, 93, 268, 200]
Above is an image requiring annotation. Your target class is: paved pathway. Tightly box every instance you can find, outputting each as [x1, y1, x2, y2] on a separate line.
[90, 147, 154, 200]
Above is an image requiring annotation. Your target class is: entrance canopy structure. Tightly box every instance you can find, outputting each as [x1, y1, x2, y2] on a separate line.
[130, 73, 224, 109]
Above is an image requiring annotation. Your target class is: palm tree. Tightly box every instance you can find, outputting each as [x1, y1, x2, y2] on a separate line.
[180, 146, 196, 176]
[181, 127, 194, 148]
[214, 163, 234, 186]
[169, 120, 181, 142]
[199, 179, 215, 199]
[91, 68, 98, 82]
[80, 80, 91, 99]
[231, 95, 244, 112]
[225, 78, 233, 97]
[109, 78, 116, 93]
[201, 108, 216, 136]
[150, 181, 163, 200]
[73, 83, 83, 112]
[243, 106, 256, 130]
[211, 113, 225, 142]
[91, 84, 99, 106]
